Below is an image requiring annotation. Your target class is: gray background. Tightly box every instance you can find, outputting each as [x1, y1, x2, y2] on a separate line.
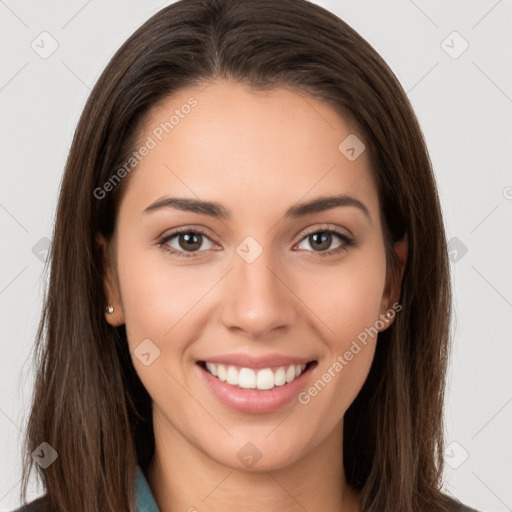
[1, 0, 511, 510]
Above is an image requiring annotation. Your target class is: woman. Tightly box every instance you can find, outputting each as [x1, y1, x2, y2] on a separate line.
[14, 0, 482, 511]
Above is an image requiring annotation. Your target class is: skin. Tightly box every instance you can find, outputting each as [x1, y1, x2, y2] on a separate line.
[99, 79, 407, 511]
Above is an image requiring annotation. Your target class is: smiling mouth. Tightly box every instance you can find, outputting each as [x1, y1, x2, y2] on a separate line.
[197, 360, 317, 391]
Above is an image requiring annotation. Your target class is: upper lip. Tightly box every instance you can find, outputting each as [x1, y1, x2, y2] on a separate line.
[198, 353, 315, 369]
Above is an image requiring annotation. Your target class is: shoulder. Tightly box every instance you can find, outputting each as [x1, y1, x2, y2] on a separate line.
[9, 495, 53, 512]
[460, 505, 483, 512]
[452, 497, 483, 512]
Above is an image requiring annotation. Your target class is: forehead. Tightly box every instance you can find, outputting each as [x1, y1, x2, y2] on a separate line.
[120, 79, 379, 223]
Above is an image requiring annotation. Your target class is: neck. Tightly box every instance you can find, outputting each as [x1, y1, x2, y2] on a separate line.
[146, 414, 360, 512]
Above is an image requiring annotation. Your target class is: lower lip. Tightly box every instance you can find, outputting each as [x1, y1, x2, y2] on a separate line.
[197, 363, 315, 415]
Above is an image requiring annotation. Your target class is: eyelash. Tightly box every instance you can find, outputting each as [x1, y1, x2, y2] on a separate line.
[157, 226, 355, 259]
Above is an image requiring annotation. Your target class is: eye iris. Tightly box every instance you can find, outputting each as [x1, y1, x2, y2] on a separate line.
[179, 232, 202, 251]
[310, 232, 331, 251]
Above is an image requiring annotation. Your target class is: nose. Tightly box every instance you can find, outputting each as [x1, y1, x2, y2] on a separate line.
[220, 248, 298, 339]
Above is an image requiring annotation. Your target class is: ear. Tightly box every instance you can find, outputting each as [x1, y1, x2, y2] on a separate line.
[378, 233, 408, 331]
[96, 233, 125, 326]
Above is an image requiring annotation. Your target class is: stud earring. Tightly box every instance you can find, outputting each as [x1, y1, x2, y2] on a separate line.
[105, 305, 114, 314]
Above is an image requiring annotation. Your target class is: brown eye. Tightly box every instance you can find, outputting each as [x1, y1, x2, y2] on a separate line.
[177, 232, 203, 252]
[307, 232, 334, 252]
[296, 228, 355, 257]
[159, 228, 216, 258]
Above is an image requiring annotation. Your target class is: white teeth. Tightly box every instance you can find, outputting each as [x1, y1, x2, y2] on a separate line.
[285, 365, 295, 383]
[203, 362, 309, 390]
[226, 366, 239, 386]
[238, 367, 256, 388]
[217, 364, 227, 382]
[274, 367, 286, 386]
[206, 362, 217, 376]
[256, 368, 275, 390]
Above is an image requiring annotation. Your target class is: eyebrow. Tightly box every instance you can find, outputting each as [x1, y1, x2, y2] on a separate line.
[143, 194, 371, 222]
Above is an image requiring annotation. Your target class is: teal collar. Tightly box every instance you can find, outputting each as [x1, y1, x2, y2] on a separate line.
[135, 464, 160, 512]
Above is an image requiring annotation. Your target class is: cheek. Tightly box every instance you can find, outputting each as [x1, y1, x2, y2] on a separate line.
[301, 248, 387, 349]
[115, 236, 203, 354]
[296, 247, 386, 409]
[330, 266, 385, 343]
[115, 244, 211, 411]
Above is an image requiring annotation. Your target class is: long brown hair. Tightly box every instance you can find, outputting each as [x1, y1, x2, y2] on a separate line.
[20, 0, 456, 510]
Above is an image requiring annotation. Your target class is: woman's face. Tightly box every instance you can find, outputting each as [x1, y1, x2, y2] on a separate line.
[102, 79, 400, 471]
